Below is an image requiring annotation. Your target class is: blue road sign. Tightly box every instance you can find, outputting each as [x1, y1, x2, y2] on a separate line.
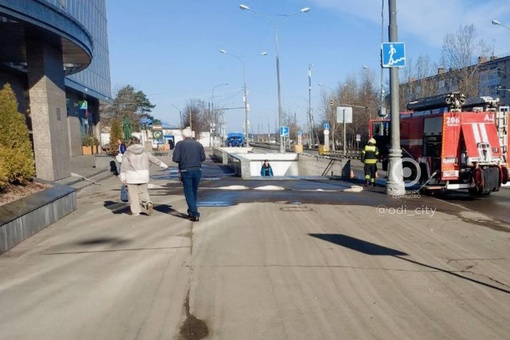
[381, 42, 406, 68]
[323, 123, 330, 130]
[279, 126, 289, 137]
[298, 130, 303, 136]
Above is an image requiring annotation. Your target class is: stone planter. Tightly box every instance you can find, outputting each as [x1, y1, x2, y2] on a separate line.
[0, 183, 77, 254]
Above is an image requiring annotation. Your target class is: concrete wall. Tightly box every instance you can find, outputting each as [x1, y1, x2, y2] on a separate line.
[298, 154, 349, 177]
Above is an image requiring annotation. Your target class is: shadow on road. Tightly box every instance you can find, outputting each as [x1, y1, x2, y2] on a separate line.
[310, 233, 510, 295]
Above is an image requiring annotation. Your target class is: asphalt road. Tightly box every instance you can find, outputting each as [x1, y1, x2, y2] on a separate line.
[0, 156, 509, 340]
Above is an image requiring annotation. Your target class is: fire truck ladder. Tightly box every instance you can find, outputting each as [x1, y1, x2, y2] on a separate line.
[407, 92, 466, 111]
[496, 107, 509, 164]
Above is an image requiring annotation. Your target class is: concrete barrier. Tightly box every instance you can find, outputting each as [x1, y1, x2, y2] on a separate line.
[212, 147, 252, 164]
[227, 153, 299, 179]
[218, 148, 352, 180]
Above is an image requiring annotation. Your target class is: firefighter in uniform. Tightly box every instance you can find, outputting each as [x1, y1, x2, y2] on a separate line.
[361, 138, 379, 187]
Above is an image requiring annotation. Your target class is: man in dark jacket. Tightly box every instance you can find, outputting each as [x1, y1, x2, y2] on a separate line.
[361, 138, 379, 187]
[172, 130, 206, 222]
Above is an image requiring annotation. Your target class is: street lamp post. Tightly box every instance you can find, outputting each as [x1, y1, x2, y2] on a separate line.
[220, 49, 266, 148]
[211, 82, 228, 146]
[170, 103, 182, 129]
[318, 83, 336, 151]
[240, 4, 310, 153]
[492, 19, 510, 31]
[379, 0, 386, 118]
[308, 63, 314, 148]
[189, 108, 192, 134]
[386, 0, 405, 196]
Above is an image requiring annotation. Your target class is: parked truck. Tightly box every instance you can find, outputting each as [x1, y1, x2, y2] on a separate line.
[225, 133, 246, 147]
[369, 92, 509, 194]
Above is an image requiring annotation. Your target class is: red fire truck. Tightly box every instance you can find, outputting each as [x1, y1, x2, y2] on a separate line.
[370, 92, 509, 194]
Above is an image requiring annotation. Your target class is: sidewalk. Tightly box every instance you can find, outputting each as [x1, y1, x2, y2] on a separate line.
[53, 155, 113, 189]
[2, 151, 510, 340]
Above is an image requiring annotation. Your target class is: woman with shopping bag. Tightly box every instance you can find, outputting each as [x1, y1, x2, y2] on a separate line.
[120, 136, 168, 216]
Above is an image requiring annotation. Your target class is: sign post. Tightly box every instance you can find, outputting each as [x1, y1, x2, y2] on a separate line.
[337, 107, 353, 154]
[323, 123, 330, 151]
[279, 126, 289, 151]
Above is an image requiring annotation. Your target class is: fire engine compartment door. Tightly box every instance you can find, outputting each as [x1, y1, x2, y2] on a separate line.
[461, 121, 502, 163]
[441, 113, 461, 179]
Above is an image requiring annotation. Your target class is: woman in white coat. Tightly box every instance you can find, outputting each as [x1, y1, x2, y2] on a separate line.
[120, 136, 168, 216]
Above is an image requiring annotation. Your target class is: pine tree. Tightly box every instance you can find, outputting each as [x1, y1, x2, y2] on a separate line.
[0, 83, 35, 189]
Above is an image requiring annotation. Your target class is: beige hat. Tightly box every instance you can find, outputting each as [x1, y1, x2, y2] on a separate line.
[182, 129, 193, 138]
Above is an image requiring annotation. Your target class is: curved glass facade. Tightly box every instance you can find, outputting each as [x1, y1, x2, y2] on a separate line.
[43, 0, 112, 101]
[0, 0, 112, 180]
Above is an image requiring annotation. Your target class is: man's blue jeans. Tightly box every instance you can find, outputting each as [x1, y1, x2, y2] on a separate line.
[180, 169, 202, 217]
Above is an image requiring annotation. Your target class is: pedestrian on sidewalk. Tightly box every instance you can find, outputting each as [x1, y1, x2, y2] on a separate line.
[361, 138, 379, 187]
[120, 136, 168, 216]
[260, 160, 273, 177]
[172, 130, 206, 222]
[116, 138, 127, 173]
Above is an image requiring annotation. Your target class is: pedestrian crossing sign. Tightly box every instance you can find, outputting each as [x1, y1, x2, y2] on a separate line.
[381, 42, 405, 68]
[280, 126, 289, 137]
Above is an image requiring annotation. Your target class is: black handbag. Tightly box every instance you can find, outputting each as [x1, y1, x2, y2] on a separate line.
[120, 185, 129, 202]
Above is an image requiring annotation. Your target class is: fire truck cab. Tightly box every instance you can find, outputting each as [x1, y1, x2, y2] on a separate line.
[370, 92, 509, 194]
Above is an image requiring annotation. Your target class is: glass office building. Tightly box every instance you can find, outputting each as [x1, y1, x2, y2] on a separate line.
[0, 0, 112, 180]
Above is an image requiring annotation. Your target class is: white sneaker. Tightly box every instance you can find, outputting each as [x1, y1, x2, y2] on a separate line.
[132, 213, 140, 216]
[146, 202, 153, 216]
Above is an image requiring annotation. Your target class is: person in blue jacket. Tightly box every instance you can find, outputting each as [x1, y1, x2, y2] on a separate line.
[172, 130, 206, 222]
[260, 160, 273, 177]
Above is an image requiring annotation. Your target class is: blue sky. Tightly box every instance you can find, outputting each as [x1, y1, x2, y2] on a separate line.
[106, 0, 510, 133]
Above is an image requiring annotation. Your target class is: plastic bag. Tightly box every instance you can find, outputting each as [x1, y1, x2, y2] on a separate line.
[120, 185, 129, 202]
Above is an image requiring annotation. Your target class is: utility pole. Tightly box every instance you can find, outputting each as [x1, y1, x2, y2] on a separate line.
[330, 99, 336, 151]
[308, 63, 313, 147]
[380, 0, 386, 118]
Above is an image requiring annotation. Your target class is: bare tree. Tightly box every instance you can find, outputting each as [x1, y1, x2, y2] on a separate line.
[440, 24, 491, 97]
[339, 70, 378, 147]
[400, 55, 438, 108]
[183, 99, 208, 134]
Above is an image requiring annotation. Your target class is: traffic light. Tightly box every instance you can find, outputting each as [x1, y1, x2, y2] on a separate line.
[329, 98, 334, 106]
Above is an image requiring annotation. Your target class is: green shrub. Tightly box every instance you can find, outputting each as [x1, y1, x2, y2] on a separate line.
[82, 135, 100, 146]
[0, 83, 35, 188]
[109, 117, 123, 155]
[0, 145, 9, 190]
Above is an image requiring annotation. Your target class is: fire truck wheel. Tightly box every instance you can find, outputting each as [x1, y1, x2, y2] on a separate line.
[501, 167, 509, 185]
[473, 168, 484, 190]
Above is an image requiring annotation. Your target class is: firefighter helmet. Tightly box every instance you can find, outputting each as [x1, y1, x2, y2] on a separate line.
[368, 138, 376, 145]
